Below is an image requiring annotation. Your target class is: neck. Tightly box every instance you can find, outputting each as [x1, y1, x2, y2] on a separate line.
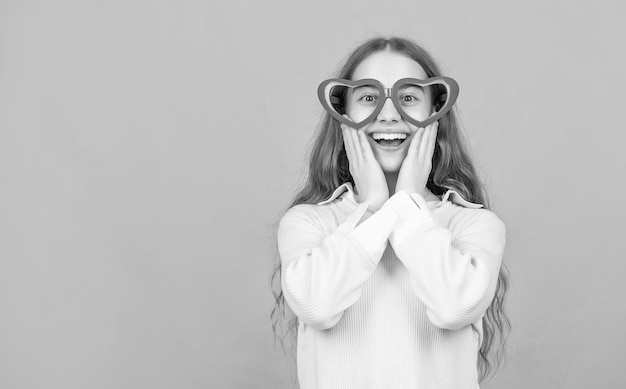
[385, 171, 398, 195]
[353, 172, 438, 201]
[385, 171, 438, 201]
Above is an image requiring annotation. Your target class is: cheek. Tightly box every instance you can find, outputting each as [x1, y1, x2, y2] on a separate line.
[413, 105, 435, 120]
[398, 102, 434, 123]
[345, 102, 369, 121]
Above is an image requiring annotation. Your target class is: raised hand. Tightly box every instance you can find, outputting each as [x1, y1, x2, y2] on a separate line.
[395, 121, 439, 198]
[341, 122, 389, 212]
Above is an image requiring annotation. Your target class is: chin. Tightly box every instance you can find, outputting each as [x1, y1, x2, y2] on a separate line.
[373, 149, 406, 173]
[378, 158, 403, 173]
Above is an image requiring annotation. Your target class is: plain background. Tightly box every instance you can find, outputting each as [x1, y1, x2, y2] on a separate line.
[1, 0, 625, 388]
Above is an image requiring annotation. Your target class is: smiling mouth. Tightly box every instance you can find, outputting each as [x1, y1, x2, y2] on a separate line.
[369, 132, 409, 148]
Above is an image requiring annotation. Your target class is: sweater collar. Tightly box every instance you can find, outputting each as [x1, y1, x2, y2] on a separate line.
[316, 182, 484, 209]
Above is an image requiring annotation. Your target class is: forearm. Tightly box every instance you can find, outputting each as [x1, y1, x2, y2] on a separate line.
[386, 191, 506, 330]
[278, 202, 400, 329]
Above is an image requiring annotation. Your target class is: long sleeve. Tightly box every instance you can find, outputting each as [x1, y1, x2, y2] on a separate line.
[277, 201, 401, 330]
[386, 191, 507, 330]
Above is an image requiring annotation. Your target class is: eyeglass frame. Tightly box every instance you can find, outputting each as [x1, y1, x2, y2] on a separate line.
[317, 76, 459, 129]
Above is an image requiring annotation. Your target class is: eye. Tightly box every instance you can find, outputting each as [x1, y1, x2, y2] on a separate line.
[358, 94, 378, 104]
[401, 94, 419, 103]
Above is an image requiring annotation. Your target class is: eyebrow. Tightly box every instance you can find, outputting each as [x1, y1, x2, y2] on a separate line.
[353, 85, 378, 93]
[398, 85, 425, 92]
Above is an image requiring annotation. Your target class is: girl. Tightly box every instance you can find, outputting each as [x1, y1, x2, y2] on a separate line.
[270, 36, 510, 389]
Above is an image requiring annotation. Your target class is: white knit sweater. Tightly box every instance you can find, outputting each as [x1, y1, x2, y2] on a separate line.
[277, 183, 506, 389]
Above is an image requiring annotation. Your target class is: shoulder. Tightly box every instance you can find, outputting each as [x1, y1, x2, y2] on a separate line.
[279, 201, 348, 236]
[279, 203, 317, 225]
[445, 203, 506, 239]
[278, 203, 328, 234]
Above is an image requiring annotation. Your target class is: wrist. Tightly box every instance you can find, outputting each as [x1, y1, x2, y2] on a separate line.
[396, 187, 425, 196]
[395, 186, 412, 193]
[366, 202, 384, 212]
[356, 194, 387, 212]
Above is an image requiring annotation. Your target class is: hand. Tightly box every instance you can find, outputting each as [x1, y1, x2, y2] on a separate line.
[395, 121, 439, 198]
[340, 120, 389, 212]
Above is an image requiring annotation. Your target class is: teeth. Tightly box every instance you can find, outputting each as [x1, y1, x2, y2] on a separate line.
[371, 133, 408, 141]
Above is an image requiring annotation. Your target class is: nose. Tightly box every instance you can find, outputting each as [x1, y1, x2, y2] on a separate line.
[377, 96, 401, 123]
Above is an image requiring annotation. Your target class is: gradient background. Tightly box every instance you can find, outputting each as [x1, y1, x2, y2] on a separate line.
[1, 1, 625, 388]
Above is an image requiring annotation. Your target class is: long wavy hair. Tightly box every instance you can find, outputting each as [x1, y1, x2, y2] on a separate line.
[269, 36, 511, 385]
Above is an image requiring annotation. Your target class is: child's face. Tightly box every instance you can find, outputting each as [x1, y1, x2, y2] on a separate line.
[346, 50, 434, 174]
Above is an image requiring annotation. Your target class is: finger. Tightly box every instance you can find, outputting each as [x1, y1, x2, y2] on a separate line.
[348, 127, 363, 164]
[340, 115, 359, 163]
[407, 127, 425, 158]
[341, 124, 357, 166]
[425, 122, 439, 159]
[418, 125, 434, 158]
[420, 121, 439, 156]
[357, 130, 376, 161]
